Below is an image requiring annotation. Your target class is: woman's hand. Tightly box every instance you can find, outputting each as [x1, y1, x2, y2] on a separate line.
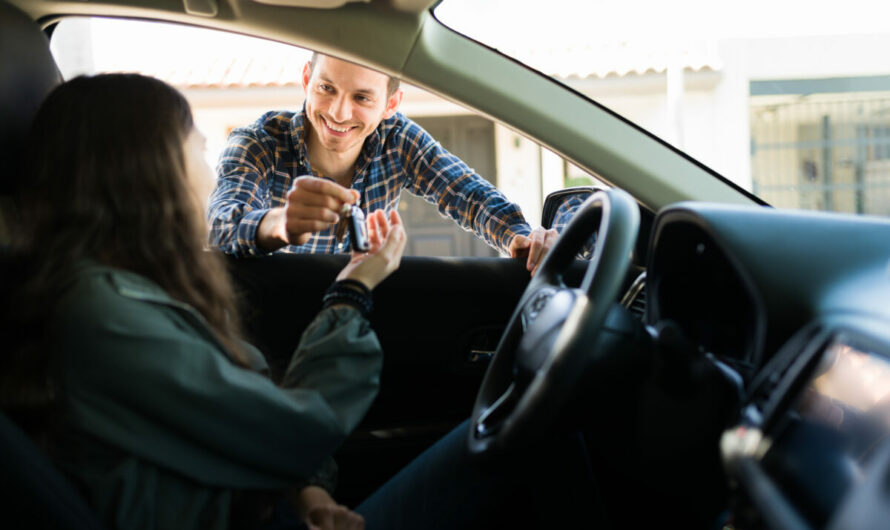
[295, 486, 364, 530]
[336, 209, 406, 291]
[304, 503, 364, 530]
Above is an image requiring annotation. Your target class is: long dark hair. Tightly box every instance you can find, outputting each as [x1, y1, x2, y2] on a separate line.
[2, 73, 247, 433]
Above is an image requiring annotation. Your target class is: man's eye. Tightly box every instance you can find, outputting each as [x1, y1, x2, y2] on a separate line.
[319, 84, 332, 92]
[356, 95, 371, 103]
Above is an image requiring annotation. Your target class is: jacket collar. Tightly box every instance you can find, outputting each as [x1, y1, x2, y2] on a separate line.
[75, 262, 268, 373]
[78, 262, 187, 309]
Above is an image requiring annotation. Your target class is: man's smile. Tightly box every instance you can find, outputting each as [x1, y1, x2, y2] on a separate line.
[322, 116, 355, 135]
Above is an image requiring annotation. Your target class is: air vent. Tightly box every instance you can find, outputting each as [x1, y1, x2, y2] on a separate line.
[628, 286, 646, 320]
[621, 271, 647, 322]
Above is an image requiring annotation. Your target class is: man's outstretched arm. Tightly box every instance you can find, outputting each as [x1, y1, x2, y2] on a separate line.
[208, 128, 279, 256]
[402, 120, 557, 274]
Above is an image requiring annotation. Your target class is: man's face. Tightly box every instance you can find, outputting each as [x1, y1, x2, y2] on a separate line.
[302, 55, 402, 157]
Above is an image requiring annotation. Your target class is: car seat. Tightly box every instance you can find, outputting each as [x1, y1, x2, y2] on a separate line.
[0, 0, 62, 242]
[0, 2, 103, 528]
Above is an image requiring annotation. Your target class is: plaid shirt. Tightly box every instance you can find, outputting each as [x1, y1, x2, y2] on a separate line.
[208, 109, 531, 256]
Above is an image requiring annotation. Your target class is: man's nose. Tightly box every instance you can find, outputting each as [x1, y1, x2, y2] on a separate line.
[329, 94, 351, 122]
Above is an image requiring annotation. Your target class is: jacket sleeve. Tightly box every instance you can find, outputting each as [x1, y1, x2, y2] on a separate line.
[58, 278, 382, 490]
[399, 119, 531, 254]
[207, 127, 277, 257]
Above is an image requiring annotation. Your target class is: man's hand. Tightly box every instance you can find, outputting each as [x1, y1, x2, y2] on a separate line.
[509, 227, 559, 276]
[257, 176, 358, 251]
[337, 209, 407, 290]
[294, 486, 364, 530]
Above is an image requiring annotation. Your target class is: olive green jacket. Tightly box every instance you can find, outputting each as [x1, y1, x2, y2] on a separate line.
[51, 264, 383, 529]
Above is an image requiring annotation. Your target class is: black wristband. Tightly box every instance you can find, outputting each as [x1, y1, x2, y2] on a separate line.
[323, 280, 373, 317]
[334, 278, 371, 297]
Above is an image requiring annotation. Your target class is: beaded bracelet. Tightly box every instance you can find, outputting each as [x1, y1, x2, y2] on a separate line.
[334, 279, 371, 297]
[322, 279, 373, 317]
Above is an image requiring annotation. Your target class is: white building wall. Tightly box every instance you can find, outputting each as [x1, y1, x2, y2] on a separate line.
[746, 34, 890, 80]
[495, 125, 544, 225]
[185, 87, 303, 169]
[573, 51, 752, 189]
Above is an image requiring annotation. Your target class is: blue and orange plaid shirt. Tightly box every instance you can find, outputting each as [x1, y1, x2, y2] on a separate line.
[208, 108, 531, 256]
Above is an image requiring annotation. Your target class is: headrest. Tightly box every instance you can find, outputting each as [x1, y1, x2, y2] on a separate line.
[0, 2, 62, 195]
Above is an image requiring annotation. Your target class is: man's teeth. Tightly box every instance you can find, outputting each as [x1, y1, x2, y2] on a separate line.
[325, 118, 350, 133]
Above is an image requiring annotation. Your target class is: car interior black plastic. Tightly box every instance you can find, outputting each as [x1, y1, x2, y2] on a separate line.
[0, 4, 101, 528]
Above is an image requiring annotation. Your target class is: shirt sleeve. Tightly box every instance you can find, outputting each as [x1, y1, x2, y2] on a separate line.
[399, 120, 531, 254]
[59, 278, 383, 490]
[207, 127, 277, 257]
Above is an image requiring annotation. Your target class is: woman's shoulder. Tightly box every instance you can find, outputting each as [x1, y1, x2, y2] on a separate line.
[61, 263, 170, 312]
[55, 263, 186, 342]
[56, 263, 265, 368]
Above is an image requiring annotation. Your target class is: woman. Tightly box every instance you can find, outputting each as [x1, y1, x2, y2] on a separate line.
[4, 73, 593, 530]
[3, 73, 405, 529]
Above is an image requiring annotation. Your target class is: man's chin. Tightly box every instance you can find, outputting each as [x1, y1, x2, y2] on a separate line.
[319, 137, 358, 154]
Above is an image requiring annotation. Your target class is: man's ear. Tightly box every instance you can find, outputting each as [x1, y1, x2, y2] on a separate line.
[382, 89, 403, 119]
[301, 61, 313, 91]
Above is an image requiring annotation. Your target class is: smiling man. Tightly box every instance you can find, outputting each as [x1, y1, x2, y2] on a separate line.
[208, 53, 556, 273]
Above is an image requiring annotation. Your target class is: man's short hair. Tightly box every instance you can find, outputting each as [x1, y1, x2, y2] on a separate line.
[308, 52, 401, 97]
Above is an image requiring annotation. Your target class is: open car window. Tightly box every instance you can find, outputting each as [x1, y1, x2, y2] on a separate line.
[435, 0, 890, 217]
[49, 17, 607, 258]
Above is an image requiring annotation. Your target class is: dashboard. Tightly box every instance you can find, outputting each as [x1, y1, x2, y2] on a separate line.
[643, 202, 890, 528]
[647, 218, 761, 375]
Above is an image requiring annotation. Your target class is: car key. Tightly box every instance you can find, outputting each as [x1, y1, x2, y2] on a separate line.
[335, 203, 370, 252]
[347, 205, 369, 252]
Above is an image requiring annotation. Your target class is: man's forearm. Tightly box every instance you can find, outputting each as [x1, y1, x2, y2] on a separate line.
[207, 203, 275, 257]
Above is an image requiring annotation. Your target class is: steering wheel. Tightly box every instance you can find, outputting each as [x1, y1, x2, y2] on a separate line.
[468, 188, 640, 456]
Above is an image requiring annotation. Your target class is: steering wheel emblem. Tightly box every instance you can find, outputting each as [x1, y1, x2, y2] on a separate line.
[521, 288, 556, 331]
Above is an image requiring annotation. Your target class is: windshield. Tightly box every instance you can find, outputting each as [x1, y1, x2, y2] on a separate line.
[435, 0, 890, 216]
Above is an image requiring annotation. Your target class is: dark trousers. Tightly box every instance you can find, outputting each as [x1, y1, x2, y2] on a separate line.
[355, 420, 519, 529]
[264, 420, 600, 529]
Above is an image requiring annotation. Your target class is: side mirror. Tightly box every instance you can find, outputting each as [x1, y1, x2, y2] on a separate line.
[541, 186, 605, 260]
[541, 186, 603, 230]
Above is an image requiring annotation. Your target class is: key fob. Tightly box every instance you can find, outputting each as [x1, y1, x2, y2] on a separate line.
[348, 205, 369, 252]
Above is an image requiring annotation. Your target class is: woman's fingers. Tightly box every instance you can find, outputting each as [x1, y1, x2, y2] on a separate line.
[389, 209, 402, 227]
[377, 217, 406, 264]
[363, 210, 395, 254]
[366, 210, 382, 251]
[374, 210, 389, 241]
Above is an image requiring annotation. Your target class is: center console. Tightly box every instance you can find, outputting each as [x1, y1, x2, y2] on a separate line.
[721, 325, 890, 529]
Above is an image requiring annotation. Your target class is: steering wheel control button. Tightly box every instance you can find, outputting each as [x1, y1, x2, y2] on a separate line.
[521, 287, 556, 331]
[516, 290, 577, 378]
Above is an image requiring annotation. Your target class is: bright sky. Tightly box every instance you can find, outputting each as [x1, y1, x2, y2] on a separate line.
[435, 0, 890, 50]
[55, 0, 890, 81]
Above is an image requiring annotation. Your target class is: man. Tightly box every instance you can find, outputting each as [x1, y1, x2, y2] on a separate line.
[208, 52, 557, 274]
